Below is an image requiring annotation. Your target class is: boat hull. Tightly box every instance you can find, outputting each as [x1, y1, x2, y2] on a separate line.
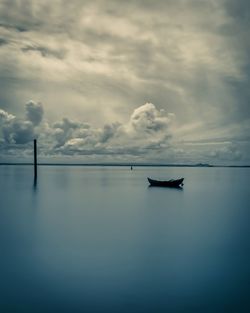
[147, 177, 184, 187]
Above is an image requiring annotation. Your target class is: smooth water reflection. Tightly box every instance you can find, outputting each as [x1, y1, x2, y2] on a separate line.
[0, 166, 249, 313]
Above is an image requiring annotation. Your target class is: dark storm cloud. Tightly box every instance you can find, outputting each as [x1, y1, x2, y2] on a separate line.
[0, 0, 250, 164]
[225, 0, 250, 20]
[0, 38, 8, 46]
[220, 0, 250, 122]
[99, 123, 120, 143]
[21, 45, 66, 59]
[2, 119, 35, 144]
[0, 22, 28, 33]
[25, 101, 44, 126]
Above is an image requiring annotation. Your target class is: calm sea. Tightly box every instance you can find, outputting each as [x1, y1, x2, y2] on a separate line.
[0, 165, 249, 313]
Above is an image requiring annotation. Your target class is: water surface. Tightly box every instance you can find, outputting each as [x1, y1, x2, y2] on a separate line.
[0, 166, 249, 312]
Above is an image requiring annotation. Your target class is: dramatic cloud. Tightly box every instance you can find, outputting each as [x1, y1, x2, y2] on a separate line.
[56, 103, 173, 156]
[0, 0, 249, 164]
[127, 103, 171, 134]
[0, 102, 175, 160]
[2, 119, 34, 144]
[99, 123, 120, 144]
[53, 118, 90, 147]
[0, 109, 14, 122]
[25, 101, 44, 126]
[0, 100, 249, 165]
[0, 101, 43, 145]
[21, 44, 66, 59]
[0, 37, 8, 46]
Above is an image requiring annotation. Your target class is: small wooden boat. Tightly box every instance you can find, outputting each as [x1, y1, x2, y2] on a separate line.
[148, 177, 184, 188]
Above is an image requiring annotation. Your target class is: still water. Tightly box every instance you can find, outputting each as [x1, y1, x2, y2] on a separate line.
[0, 165, 249, 313]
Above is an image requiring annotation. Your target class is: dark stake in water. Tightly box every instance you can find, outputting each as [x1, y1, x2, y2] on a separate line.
[0, 165, 249, 313]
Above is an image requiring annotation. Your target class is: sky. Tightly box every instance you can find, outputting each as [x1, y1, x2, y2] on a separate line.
[0, 0, 249, 165]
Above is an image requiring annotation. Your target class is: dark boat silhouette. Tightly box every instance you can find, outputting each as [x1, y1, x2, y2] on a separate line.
[148, 177, 184, 188]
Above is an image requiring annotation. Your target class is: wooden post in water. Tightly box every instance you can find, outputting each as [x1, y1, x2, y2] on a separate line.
[34, 139, 37, 180]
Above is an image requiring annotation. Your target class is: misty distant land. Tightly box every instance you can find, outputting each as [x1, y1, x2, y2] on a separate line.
[0, 162, 249, 168]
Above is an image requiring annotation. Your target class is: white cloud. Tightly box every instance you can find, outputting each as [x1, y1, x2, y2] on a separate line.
[0, 102, 174, 158]
[56, 103, 173, 156]
[1, 101, 249, 165]
[0, 109, 15, 122]
[52, 118, 90, 147]
[127, 103, 172, 134]
[0, 100, 43, 145]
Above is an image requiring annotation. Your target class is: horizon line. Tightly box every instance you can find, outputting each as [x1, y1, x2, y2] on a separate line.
[0, 162, 249, 168]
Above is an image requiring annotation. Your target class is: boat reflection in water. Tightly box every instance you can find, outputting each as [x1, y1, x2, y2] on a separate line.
[147, 177, 184, 188]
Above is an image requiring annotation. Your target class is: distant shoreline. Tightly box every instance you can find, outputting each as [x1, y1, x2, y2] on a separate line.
[0, 163, 249, 168]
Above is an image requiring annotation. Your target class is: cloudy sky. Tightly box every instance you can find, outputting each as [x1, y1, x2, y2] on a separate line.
[0, 0, 249, 164]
